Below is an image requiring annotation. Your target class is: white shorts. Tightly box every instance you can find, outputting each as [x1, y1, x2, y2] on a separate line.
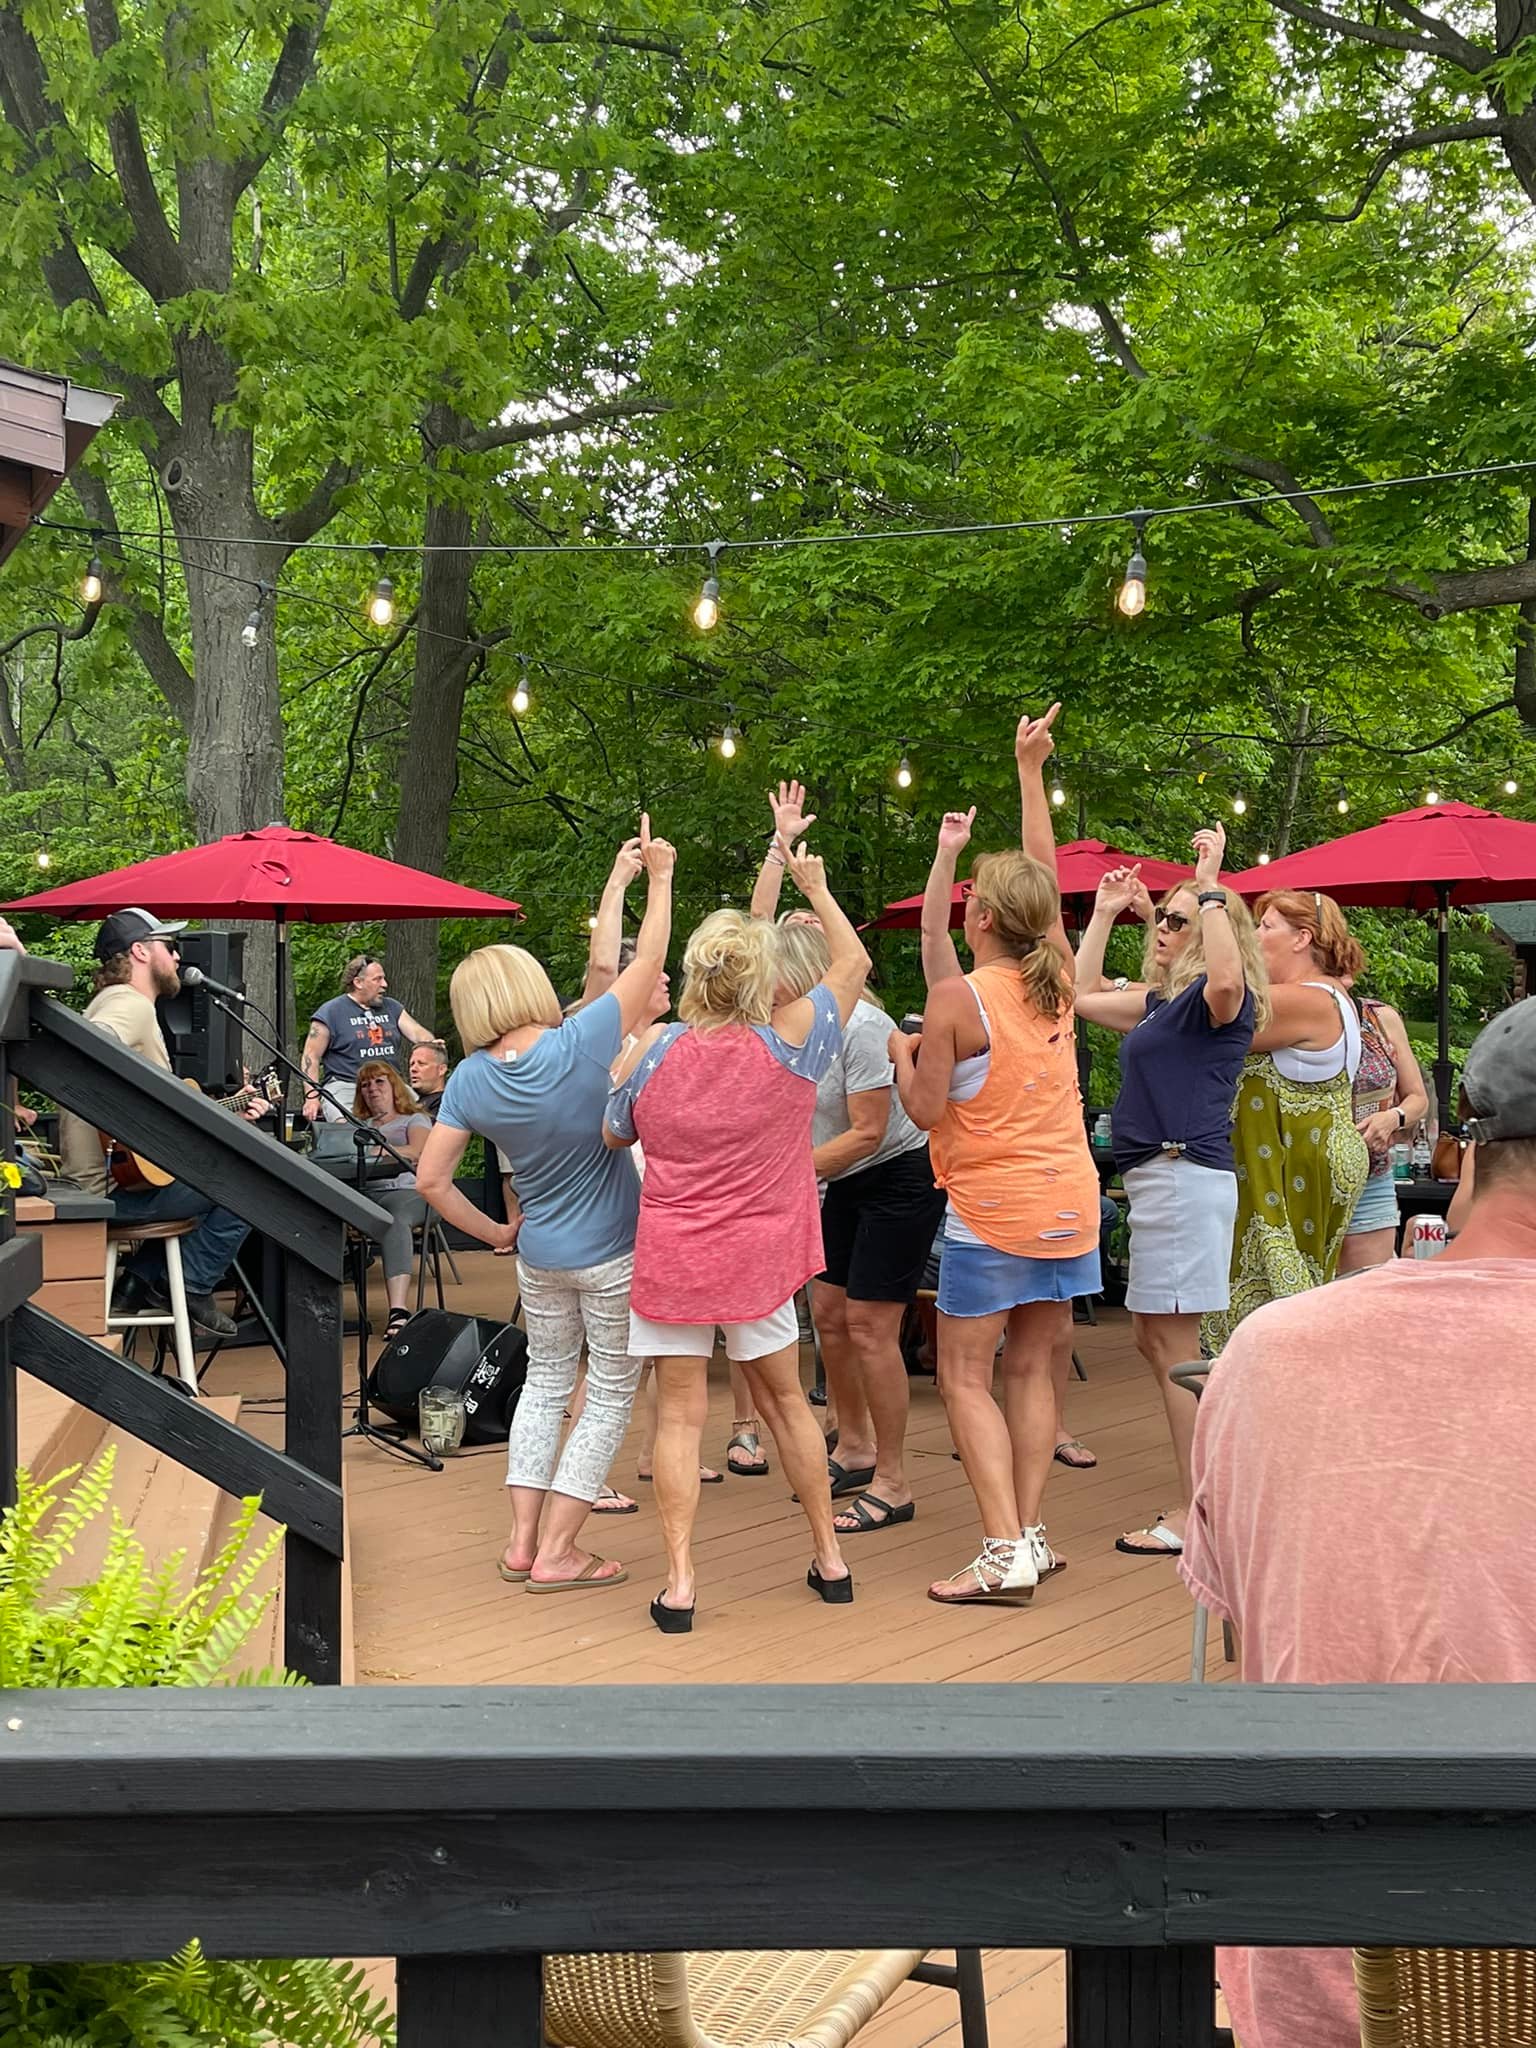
[627, 1295, 800, 1362]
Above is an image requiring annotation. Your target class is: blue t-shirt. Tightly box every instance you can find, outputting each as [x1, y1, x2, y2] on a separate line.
[312, 992, 406, 1084]
[438, 992, 640, 1271]
[1111, 976, 1256, 1174]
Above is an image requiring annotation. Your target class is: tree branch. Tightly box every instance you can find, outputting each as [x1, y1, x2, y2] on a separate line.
[230, 2, 336, 198]
[1267, 0, 1489, 66]
[1290, 118, 1509, 225]
[271, 457, 357, 552]
[68, 468, 195, 724]
[462, 393, 674, 456]
[80, 0, 185, 297]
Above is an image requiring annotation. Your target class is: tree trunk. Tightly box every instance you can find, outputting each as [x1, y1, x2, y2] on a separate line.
[1273, 700, 1311, 858]
[385, 441, 477, 1033]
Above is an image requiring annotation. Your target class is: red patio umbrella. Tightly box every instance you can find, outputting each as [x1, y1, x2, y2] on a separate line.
[1227, 803, 1536, 1125]
[3, 825, 522, 1058]
[868, 838, 1195, 930]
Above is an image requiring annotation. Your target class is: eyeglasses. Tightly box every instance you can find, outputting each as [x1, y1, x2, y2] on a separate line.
[1154, 909, 1190, 934]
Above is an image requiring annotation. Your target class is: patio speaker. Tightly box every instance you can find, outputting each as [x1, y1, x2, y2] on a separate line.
[369, 1310, 526, 1446]
[157, 930, 245, 1095]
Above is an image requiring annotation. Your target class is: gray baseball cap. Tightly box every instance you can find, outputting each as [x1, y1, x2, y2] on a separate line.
[1461, 997, 1536, 1143]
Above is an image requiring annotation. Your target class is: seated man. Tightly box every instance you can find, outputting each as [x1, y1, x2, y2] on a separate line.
[407, 1039, 450, 1117]
[1182, 996, 1536, 2048]
[57, 909, 251, 1339]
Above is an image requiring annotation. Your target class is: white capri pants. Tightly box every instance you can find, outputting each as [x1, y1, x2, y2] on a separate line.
[509, 1250, 642, 1502]
[1122, 1154, 1238, 1315]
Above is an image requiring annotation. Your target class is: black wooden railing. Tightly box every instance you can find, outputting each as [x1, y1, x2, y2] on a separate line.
[0, 952, 390, 1684]
[1, 1683, 1530, 2046]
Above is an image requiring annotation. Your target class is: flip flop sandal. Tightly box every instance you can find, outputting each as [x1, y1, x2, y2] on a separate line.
[835, 1491, 916, 1534]
[1115, 1519, 1185, 1557]
[636, 1468, 725, 1484]
[726, 1430, 770, 1477]
[591, 1486, 638, 1515]
[792, 1458, 877, 1503]
[497, 1559, 531, 1584]
[1053, 1437, 1098, 1469]
[525, 1556, 630, 1594]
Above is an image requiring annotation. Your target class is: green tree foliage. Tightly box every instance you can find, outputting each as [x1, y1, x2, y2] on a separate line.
[0, 0, 1531, 1034]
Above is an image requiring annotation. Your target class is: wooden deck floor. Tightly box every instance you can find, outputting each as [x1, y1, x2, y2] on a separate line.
[200, 1252, 1227, 2048]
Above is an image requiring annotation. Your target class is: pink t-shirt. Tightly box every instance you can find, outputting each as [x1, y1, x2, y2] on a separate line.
[606, 986, 843, 1323]
[1181, 1255, 1536, 2048]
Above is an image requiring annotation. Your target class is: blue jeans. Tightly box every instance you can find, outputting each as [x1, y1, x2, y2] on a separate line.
[110, 1183, 251, 1295]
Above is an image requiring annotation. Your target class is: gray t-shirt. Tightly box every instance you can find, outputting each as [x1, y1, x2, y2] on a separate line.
[813, 998, 927, 1181]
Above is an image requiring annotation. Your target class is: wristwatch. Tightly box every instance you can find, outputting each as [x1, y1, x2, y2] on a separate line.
[1197, 891, 1228, 909]
[1396, 1106, 1407, 1130]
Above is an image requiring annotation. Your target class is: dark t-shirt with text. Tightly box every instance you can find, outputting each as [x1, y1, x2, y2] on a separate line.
[312, 993, 406, 1084]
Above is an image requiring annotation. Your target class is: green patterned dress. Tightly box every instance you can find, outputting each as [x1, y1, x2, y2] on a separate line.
[1201, 1053, 1371, 1355]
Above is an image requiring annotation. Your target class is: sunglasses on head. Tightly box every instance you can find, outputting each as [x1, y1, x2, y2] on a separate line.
[1154, 908, 1190, 934]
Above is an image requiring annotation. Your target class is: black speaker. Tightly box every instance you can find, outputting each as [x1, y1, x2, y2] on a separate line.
[369, 1310, 527, 1445]
[158, 931, 246, 1094]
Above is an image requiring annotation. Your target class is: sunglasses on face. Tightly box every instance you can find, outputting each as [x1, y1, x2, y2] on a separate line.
[1154, 909, 1190, 934]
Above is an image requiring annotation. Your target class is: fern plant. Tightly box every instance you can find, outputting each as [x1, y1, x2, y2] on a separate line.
[0, 1452, 395, 2046]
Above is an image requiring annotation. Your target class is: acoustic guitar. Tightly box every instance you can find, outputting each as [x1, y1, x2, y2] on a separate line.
[102, 1067, 283, 1191]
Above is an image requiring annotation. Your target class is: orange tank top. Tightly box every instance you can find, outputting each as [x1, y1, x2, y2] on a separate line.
[928, 960, 1099, 1260]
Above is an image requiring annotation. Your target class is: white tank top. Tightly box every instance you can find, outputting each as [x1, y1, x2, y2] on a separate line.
[1270, 982, 1362, 1084]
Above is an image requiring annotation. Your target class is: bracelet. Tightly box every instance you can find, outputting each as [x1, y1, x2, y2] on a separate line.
[1197, 891, 1228, 909]
[763, 846, 786, 868]
[1396, 1106, 1406, 1130]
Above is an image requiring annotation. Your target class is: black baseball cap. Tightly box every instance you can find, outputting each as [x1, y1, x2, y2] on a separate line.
[93, 906, 188, 961]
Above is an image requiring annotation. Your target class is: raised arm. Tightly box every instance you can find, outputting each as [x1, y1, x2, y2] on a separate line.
[750, 780, 817, 920]
[921, 808, 974, 987]
[1015, 703, 1070, 961]
[581, 836, 644, 1005]
[777, 842, 871, 1028]
[1190, 825, 1246, 1027]
[608, 816, 677, 1038]
[1073, 866, 1152, 1033]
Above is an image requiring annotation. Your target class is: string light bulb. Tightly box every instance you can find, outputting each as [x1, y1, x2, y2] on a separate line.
[240, 580, 271, 651]
[693, 543, 723, 632]
[1504, 778, 1519, 796]
[1116, 513, 1149, 618]
[366, 547, 395, 629]
[1232, 796, 1248, 816]
[1256, 851, 1271, 866]
[1050, 778, 1067, 808]
[1336, 793, 1350, 815]
[1425, 788, 1441, 807]
[896, 743, 912, 790]
[587, 913, 599, 932]
[509, 658, 531, 716]
[34, 848, 51, 871]
[80, 555, 104, 606]
[719, 722, 738, 760]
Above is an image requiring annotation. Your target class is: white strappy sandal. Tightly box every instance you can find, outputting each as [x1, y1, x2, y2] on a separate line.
[928, 1536, 1040, 1606]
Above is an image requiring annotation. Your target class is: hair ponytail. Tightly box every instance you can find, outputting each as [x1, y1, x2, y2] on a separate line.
[969, 851, 1071, 1016]
[1019, 936, 1072, 1018]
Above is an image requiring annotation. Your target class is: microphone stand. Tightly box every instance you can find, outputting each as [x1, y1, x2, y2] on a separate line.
[199, 987, 441, 1472]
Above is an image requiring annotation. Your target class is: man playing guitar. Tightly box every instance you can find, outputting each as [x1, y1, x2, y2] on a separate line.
[57, 909, 252, 1338]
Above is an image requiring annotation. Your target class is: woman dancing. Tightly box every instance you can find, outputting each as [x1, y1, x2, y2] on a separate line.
[605, 841, 868, 1634]
[415, 820, 674, 1596]
[1073, 821, 1267, 1558]
[890, 705, 1100, 1607]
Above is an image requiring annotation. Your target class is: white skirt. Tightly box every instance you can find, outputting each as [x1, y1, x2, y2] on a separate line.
[1122, 1154, 1238, 1315]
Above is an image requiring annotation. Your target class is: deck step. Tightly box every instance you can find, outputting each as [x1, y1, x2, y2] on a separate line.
[41, 1396, 243, 1602]
[17, 1370, 108, 1484]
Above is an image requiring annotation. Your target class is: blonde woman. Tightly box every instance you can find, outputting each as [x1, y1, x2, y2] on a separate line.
[415, 820, 674, 1596]
[351, 1064, 435, 1343]
[1073, 822, 1268, 1558]
[890, 705, 1100, 1607]
[604, 842, 868, 1634]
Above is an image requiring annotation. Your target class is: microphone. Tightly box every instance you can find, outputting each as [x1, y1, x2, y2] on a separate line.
[179, 962, 247, 1004]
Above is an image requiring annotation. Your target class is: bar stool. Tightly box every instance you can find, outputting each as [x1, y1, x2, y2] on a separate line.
[104, 1218, 200, 1395]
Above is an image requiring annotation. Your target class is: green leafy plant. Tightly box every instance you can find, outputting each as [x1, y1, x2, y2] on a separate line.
[0, 1452, 395, 2046]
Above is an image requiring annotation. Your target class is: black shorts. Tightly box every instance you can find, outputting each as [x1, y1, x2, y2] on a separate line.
[819, 1144, 947, 1302]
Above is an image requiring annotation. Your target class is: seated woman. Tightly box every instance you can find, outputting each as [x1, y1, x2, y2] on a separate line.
[351, 1064, 435, 1343]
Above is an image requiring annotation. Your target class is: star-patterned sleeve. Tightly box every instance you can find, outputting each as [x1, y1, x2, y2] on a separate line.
[605, 1022, 687, 1140]
[753, 983, 844, 1081]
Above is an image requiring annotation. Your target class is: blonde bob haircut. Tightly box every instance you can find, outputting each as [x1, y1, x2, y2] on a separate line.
[449, 943, 562, 1051]
[773, 917, 831, 1002]
[679, 910, 778, 1032]
[1256, 887, 1366, 984]
[968, 849, 1072, 1018]
[1141, 884, 1272, 1031]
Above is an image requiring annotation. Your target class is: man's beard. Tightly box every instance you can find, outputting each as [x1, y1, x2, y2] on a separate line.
[153, 960, 181, 999]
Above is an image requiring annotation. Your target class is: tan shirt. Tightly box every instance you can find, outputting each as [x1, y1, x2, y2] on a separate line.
[58, 983, 171, 1198]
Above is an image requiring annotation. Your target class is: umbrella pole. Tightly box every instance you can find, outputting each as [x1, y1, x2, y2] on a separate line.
[1434, 882, 1452, 1134]
[275, 910, 290, 1127]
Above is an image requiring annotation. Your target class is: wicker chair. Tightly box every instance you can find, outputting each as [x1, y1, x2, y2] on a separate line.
[546, 1947, 985, 2048]
[1355, 1947, 1536, 2046]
